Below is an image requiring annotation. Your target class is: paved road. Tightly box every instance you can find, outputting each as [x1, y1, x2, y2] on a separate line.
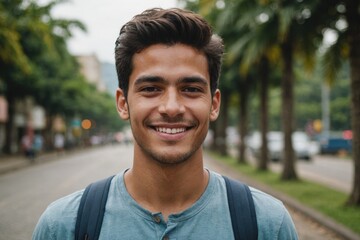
[0, 145, 132, 240]
[297, 155, 352, 193]
[240, 147, 353, 194]
[267, 154, 353, 194]
[0, 144, 347, 239]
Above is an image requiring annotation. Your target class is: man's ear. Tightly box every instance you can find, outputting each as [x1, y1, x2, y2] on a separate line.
[116, 88, 129, 120]
[210, 89, 221, 121]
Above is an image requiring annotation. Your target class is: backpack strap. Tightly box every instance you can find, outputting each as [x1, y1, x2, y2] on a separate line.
[223, 176, 258, 240]
[75, 174, 257, 240]
[75, 175, 115, 240]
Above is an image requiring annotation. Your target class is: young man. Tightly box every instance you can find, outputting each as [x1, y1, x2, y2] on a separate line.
[33, 8, 298, 239]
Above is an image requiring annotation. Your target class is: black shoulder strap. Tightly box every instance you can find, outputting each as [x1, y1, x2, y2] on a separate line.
[223, 176, 258, 240]
[75, 175, 115, 240]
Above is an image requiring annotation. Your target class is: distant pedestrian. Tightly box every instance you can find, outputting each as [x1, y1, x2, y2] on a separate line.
[21, 133, 34, 161]
[33, 133, 43, 157]
[54, 133, 65, 153]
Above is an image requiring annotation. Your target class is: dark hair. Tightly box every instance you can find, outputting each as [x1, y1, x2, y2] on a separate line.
[115, 8, 224, 98]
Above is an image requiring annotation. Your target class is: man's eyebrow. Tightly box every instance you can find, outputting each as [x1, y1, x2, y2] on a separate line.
[178, 76, 208, 86]
[134, 75, 208, 86]
[134, 76, 166, 86]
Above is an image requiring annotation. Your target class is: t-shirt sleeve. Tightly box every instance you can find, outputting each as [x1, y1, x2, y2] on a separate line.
[250, 187, 298, 239]
[32, 211, 54, 240]
[277, 206, 298, 240]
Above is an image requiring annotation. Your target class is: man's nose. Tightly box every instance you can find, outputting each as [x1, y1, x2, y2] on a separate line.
[158, 89, 185, 117]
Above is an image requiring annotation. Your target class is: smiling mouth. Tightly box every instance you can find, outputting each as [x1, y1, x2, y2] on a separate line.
[155, 127, 187, 134]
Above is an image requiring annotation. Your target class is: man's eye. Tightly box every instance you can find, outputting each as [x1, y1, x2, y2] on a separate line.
[141, 87, 160, 92]
[183, 87, 202, 93]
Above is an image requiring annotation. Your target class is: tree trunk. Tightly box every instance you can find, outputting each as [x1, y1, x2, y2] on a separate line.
[258, 56, 270, 170]
[280, 37, 298, 180]
[237, 77, 250, 163]
[345, 0, 360, 205]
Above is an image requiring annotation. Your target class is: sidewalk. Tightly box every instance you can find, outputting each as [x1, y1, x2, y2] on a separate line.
[0, 154, 34, 175]
[0, 151, 62, 175]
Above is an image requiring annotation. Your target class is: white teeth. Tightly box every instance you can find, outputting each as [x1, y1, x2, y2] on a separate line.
[156, 127, 186, 134]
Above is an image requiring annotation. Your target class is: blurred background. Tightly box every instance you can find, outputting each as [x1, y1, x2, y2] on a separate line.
[0, 0, 359, 239]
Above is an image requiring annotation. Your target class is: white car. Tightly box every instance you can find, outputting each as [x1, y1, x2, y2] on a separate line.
[248, 131, 312, 161]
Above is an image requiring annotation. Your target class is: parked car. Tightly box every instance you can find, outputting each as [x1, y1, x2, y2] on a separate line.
[292, 132, 313, 160]
[248, 131, 313, 162]
[320, 137, 352, 154]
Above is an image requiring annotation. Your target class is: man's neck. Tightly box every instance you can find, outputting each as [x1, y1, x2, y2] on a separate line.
[124, 151, 209, 221]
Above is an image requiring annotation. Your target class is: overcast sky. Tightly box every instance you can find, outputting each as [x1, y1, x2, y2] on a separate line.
[46, 0, 179, 63]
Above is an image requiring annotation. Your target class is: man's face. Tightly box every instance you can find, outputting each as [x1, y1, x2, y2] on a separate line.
[116, 43, 220, 165]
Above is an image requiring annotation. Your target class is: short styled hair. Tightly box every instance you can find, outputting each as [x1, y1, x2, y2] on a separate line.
[114, 8, 224, 98]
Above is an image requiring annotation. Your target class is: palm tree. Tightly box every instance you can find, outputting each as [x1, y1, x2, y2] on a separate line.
[252, 0, 322, 180]
[258, 56, 270, 170]
[344, 0, 360, 206]
[319, 0, 360, 205]
[217, 0, 326, 179]
[214, 0, 284, 171]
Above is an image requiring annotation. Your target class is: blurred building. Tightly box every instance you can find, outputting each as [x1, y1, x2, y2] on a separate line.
[4, 97, 46, 153]
[76, 54, 106, 92]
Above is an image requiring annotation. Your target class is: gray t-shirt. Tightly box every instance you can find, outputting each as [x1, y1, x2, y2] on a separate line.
[32, 170, 298, 239]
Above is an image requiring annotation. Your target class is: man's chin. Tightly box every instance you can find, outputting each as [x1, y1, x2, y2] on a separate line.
[145, 147, 197, 166]
[152, 152, 191, 166]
